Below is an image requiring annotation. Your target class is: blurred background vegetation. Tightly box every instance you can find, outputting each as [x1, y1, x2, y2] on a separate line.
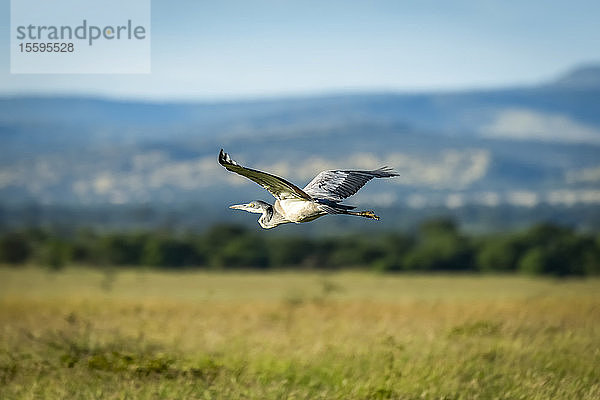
[2, 218, 598, 277]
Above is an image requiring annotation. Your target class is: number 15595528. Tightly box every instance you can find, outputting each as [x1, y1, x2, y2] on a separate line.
[19, 42, 74, 52]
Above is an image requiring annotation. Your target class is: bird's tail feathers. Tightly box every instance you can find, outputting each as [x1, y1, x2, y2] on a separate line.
[315, 199, 356, 213]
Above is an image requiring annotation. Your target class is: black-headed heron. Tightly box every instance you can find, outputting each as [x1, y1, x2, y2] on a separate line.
[218, 149, 399, 229]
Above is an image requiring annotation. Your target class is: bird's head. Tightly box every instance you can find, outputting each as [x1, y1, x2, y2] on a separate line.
[229, 200, 270, 214]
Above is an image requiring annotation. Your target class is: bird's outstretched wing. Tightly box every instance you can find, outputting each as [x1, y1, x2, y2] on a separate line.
[218, 149, 311, 200]
[303, 168, 399, 202]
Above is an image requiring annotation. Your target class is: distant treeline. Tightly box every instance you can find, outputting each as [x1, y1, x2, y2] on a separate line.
[0, 219, 598, 276]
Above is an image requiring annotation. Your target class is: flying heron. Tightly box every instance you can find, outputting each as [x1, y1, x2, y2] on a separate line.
[218, 149, 399, 229]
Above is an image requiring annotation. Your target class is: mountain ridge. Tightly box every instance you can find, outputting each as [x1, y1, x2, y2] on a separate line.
[0, 64, 599, 213]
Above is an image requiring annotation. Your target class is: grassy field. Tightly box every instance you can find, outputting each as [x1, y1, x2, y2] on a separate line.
[1, 267, 599, 399]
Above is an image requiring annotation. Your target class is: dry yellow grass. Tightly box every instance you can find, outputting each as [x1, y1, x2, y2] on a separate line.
[1, 267, 599, 399]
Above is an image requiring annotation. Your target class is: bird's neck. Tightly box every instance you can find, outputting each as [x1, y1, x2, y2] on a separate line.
[258, 203, 290, 229]
[258, 204, 274, 228]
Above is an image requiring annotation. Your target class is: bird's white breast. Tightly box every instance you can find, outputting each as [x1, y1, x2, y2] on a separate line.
[275, 199, 323, 223]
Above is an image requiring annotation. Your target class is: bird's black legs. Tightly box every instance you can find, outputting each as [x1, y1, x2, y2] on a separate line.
[347, 210, 380, 220]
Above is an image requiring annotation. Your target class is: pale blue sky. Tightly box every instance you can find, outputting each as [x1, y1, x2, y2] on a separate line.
[1, 0, 599, 100]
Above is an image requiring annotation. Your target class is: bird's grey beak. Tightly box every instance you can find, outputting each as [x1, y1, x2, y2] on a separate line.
[230, 203, 263, 214]
[229, 203, 252, 211]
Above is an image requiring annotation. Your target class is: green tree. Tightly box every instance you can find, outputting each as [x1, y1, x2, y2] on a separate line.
[217, 235, 269, 268]
[404, 218, 473, 271]
[476, 237, 520, 272]
[581, 235, 600, 275]
[516, 224, 589, 276]
[518, 247, 546, 275]
[326, 237, 386, 268]
[38, 239, 72, 270]
[268, 237, 314, 267]
[142, 236, 204, 268]
[373, 233, 415, 272]
[0, 232, 31, 264]
[99, 233, 147, 266]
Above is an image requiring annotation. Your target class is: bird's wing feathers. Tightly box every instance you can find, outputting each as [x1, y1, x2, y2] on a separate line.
[303, 168, 399, 202]
[218, 149, 311, 200]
